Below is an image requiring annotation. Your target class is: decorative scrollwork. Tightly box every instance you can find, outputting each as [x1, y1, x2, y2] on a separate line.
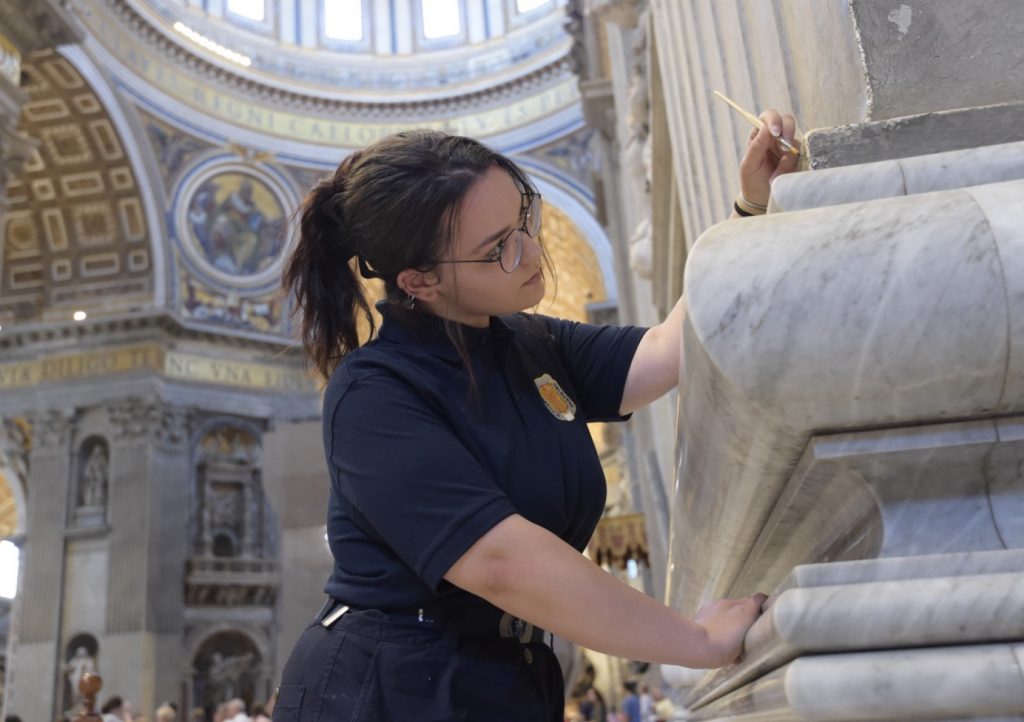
[106, 397, 193, 445]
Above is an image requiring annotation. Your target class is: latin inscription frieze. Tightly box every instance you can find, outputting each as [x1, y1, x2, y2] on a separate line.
[0, 344, 314, 393]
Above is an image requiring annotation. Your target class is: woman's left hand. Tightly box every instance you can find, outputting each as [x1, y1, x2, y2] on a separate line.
[739, 109, 800, 207]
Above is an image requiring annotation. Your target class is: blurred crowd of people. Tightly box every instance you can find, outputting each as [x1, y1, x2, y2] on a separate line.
[567, 681, 676, 722]
[4, 690, 275, 722]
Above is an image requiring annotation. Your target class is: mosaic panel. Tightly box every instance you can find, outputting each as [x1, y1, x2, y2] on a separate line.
[142, 112, 210, 185]
[180, 170, 287, 279]
[0, 50, 153, 323]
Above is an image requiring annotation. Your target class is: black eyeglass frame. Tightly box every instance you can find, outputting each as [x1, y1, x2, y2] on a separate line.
[434, 191, 542, 274]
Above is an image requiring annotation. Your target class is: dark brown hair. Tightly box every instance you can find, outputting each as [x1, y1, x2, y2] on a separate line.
[284, 129, 548, 379]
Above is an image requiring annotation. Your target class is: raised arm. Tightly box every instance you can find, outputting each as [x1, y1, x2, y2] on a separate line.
[445, 513, 764, 668]
[619, 108, 799, 414]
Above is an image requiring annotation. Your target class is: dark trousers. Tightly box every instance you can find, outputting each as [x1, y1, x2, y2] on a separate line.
[273, 608, 564, 722]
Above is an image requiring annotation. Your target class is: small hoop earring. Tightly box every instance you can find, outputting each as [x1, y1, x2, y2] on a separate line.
[405, 293, 416, 310]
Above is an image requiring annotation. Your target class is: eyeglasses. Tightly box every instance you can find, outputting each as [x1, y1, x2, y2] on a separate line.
[436, 192, 542, 274]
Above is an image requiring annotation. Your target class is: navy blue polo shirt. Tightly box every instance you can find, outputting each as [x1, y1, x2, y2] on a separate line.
[322, 304, 647, 612]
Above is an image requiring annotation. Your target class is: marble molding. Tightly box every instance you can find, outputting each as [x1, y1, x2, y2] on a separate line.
[669, 175, 1024, 722]
[686, 643, 1024, 722]
[668, 178, 1024, 616]
[686, 550, 1024, 711]
[769, 139, 1024, 213]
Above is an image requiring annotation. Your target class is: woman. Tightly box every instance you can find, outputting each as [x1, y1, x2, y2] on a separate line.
[274, 112, 798, 721]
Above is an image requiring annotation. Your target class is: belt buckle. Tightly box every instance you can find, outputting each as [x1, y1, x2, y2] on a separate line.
[321, 604, 350, 628]
[498, 612, 535, 644]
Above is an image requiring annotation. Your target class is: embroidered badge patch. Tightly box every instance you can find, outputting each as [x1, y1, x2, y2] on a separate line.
[534, 373, 576, 421]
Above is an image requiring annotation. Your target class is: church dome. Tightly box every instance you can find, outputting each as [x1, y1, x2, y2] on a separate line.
[121, 0, 571, 100]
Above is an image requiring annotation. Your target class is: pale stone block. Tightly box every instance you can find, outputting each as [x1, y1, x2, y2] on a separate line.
[769, 140, 1024, 212]
[690, 644, 1024, 722]
[668, 179, 1024, 614]
[8, 641, 57, 721]
[687, 554, 1024, 710]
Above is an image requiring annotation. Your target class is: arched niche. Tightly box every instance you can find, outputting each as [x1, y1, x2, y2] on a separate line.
[191, 629, 264, 716]
[61, 632, 100, 715]
[72, 435, 109, 529]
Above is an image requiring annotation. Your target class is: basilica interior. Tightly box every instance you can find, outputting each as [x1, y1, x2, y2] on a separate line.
[2, 1, 1023, 721]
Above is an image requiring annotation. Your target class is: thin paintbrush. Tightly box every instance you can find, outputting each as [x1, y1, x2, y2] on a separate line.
[713, 90, 800, 157]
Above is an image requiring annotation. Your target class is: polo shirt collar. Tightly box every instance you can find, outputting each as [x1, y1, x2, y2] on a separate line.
[375, 301, 517, 361]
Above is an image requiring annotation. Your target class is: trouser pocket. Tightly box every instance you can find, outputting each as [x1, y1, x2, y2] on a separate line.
[273, 623, 378, 722]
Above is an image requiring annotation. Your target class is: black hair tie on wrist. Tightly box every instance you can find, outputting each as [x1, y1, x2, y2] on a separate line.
[734, 201, 753, 217]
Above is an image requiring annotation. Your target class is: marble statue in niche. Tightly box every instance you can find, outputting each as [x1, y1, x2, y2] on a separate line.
[64, 646, 95, 702]
[80, 444, 108, 507]
[193, 631, 261, 713]
[74, 438, 109, 527]
[207, 651, 256, 700]
[61, 634, 99, 715]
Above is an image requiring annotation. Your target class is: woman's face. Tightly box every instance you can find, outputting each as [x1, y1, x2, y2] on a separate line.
[427, 165, 546, 326]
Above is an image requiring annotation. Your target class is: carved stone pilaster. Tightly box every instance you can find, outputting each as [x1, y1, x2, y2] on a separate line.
[106, 398, 193, 446]
[585, 0, 646, 28]
[0, 417, 30, 489]
[564, 0, 587, 76]
[26, 409, 75, 452]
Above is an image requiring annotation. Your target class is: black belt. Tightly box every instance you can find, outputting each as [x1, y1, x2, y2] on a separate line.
[316, 597, 549, 646]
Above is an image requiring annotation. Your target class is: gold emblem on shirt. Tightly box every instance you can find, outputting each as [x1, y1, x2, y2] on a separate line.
[534, 373, 576, 421]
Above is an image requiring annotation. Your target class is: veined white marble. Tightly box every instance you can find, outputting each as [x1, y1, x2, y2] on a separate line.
[768, 140, 1024, 213]
[686, 564, 1024, 709]
[686, 643, 1024, 722]
[775, 548, 1024, 593]
[667, 179, 1024, 615]
[726, 417, 1024, 597]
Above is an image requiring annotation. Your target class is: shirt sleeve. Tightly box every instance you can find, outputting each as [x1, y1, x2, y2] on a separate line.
[539, 315, 649, 422]
[327, 370, 518, 591]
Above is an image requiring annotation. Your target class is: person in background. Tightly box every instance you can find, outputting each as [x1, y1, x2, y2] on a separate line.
[651, 687, 674, 722]
[224, 699, 249, 722]
[639, 683, 653, 722]
[101, 696, 132, 722]
[155, 704, 177, 722]
[622, 682, 641, 722]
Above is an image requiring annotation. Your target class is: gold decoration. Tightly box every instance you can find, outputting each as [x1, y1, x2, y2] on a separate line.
[588, 513, 649, 570]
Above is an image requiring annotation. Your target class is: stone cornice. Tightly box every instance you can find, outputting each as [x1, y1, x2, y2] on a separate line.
[0, 310, 301, 361]
[88, 0, 576, 122]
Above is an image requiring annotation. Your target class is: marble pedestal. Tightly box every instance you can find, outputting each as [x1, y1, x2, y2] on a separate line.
[668, 174, 1024, 721]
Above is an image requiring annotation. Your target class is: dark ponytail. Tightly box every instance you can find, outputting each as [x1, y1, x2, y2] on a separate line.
[283, 130, 549, 380]
[283, 153, 372, 379]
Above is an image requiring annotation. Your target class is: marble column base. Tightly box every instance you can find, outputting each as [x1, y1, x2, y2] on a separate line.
[683, 551, 1024, 722]
[687, 643, 1024, 722]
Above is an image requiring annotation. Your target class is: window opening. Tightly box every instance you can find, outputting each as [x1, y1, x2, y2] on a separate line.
[227, 0, 266, 22]
[324, 0, 364, 41]
[422, 0, 461, 39]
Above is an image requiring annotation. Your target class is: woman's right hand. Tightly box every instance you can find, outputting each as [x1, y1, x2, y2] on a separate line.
[694, 593, 768, 667]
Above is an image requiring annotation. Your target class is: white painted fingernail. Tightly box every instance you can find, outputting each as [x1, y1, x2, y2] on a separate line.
[770, 125, 782, 137]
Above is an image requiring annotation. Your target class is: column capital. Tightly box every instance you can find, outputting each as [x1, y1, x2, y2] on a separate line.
[25, 408, 76, 452]
[0, 417, 30, 486]
[584, 0, 647, 28]
[0, 122, 39, 187]
[106, 398, 194, 446]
